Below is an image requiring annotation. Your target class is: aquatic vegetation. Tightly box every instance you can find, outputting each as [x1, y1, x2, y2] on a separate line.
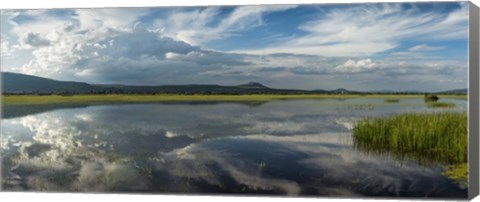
[442, 163, 468, 187]
[384, 99, 400, 103]
[424, 94, 439, 102]
[426, 102, 455, 108]
[336, 104, 375, 111]
[135, 163, 154, 186]
[2, 94, 466, 105]
[353, 112, 467, 164]
[259, 162, 267, 170]
[353, 112, 468, 186]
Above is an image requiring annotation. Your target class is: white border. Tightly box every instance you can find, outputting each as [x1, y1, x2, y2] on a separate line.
[1, 0, 479, 202]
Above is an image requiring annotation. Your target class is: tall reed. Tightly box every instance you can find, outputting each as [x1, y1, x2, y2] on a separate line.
[426, 102, 455, 108]
[353, 112, 467, 164]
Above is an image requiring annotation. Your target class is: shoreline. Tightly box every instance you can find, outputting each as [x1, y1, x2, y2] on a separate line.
[2, 94, 467, 105]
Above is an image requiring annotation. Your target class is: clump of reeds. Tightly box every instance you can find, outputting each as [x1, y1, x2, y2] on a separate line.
[427, 102, 455, 108]
[442, 163, 468, 187]
[352, 112, 467, 164]
[424, 94, 439, 102]
[384, 99, 400, 103]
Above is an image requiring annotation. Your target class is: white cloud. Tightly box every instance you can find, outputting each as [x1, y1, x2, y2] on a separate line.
[0, 5, 468, 91]
[408, 44, 445, 52]
[234, 3, 468, 57]
[19, 32, 51, 48]
[17, 22, 215, 83]
[1, 36, 13, 57]
[74, 8, 151, 31]
[9, 11, 73, 36]
[334, 59, 379, 73]
[154, 5, 297, 45]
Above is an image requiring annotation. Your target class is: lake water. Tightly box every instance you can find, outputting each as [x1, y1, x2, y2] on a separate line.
[0, 98, 468, 198]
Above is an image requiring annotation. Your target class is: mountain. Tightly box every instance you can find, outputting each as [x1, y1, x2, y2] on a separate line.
[4, 72, 463, 95]
[329, 88, 359, 94]
[2, 72, 100, 94]
[436, 88, 468, 94]
[237, 82, 269, 89]
[370, 89, 398, 93]
[1, 72, 305, 95]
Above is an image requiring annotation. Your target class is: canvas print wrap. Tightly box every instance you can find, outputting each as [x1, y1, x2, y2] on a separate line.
[0, 2, 470, 199]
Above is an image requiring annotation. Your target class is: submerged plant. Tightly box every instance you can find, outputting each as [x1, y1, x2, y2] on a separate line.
[259, 161, 267, 171]
[134, 162, 154, 186]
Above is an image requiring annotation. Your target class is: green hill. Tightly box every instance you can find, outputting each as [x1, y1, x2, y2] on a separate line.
[2, 72, 100, 94]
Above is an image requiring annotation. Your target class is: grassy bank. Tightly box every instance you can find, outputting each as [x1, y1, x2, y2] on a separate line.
[353, 112, 467, 164]
[2, 94, 466, 105]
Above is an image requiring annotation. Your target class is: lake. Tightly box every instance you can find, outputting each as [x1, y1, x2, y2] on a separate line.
[0, 98, 468, 198]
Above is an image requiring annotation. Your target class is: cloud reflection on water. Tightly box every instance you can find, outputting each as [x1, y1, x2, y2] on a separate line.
[0, 99, 468, 197]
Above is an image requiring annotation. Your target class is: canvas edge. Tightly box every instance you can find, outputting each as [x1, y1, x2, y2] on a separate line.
[0, 10, 4, 192]
[0, 2, 476, 200]
[469, 1, 480, 200]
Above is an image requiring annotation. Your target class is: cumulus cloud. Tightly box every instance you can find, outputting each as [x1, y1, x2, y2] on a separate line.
[17, 24, 206, 83]
[8, 10, 74, 36]
[334, 59, 379, 73]
[1, 36, 13, 57]
[74, 8, 151, 31]
[0, 4, 469, 91]
[20, 32, 50, 48]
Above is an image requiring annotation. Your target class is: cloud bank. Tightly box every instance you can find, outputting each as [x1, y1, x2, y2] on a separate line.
[0, 3, 469, 91]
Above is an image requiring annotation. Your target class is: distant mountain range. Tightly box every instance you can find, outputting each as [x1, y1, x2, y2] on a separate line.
[3, 72, 96, 94]
[371, 88, 468, 94]
[1, 72, 467, 95]
[436, 88, 468, 94]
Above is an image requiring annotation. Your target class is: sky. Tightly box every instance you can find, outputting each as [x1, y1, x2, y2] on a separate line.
[0, 2, 469, 91]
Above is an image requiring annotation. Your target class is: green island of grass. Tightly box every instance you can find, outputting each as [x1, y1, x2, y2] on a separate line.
[353, 112, 468, 186]
[384, 98, 400, 103]
[1, 94, 466, 105]
[426, 101, 456, 108]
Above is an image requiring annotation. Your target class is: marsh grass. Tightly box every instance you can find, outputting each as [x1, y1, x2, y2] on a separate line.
[424, 94, 440, 102]
[384, 99, 400, 103]
[2, 94, 466, 105]
[427, 102, 456, 108]
[353, 111, 469, 186]
[352, 112, 467, 164]
[442, 163, 468, 187]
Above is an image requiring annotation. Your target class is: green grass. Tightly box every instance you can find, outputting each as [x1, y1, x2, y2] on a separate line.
[353, 112, 467, 164]
[2, 94, 466, 105]
[384, 99, 400, 103]
[427, 102, 456, 108]
[442, 163, 468, 187]
[352, 112, 468, 186]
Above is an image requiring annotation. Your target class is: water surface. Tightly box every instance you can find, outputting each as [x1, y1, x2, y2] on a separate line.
[0, 98, 468, 198]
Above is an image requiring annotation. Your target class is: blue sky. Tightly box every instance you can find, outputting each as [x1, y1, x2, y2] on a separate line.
[0, 2, 469, 91]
